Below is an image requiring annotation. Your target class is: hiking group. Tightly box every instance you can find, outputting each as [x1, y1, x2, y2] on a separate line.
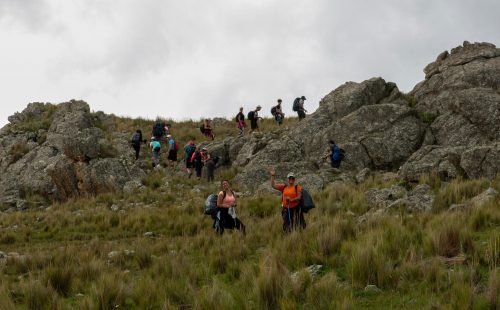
[236, 95, 308, 136]
[131, 95, 346, 235]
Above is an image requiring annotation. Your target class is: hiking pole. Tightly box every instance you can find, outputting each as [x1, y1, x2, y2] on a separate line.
[287, 200, 292, 231]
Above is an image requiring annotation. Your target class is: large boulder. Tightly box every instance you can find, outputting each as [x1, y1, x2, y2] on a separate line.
[0, 100, 147, 205]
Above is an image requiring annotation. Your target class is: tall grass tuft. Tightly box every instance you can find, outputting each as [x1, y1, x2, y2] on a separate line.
[93, 273, 128, 310]
[22, 279, 59, 310]
[255, 253, 289, 310]
[487, 269, 500, 309]
[44, 265, 73, 297]
[0, 285, 15, 310]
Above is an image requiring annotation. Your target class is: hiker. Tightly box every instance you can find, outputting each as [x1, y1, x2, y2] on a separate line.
[152, 120, 166, 140]
[235, 107, 246, 137]
[271, 99, 285, 125]
[190, 147, 207, 179]
[184, 139, 196, 177]
[214, 180, 245, 235]
[149, 137, 161, 168]
[248, 105, 262, 133]
[293, 96, 307, 121]
[201, 119, 215, 140]
[167, 135, 179, 167]
[164, 123, 171, 136]
[270, 168, 306, 232]
[323, 140, 344, 168]
[204, 152, 219, 182]
[130, 129, 145, 160]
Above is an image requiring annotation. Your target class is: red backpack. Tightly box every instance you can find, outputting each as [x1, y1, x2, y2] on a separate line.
[174, 140, 179, 151]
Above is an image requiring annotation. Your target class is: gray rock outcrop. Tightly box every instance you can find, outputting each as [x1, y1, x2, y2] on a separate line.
[0, 100, 145, 208]
[401, 42, 500, 181]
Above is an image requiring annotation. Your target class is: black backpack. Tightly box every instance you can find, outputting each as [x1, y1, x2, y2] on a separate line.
[185, 144, 196, 158]
[247, 111, 255, 121]
[339, 148, 346, 161]
[285, 185, 315, 213]
[271, 106, 277, 116]
[292, 98, 301, 112]
[153, 123, 165, 137]
[300, 188, 315, 213]
[131, 133, 141, 145]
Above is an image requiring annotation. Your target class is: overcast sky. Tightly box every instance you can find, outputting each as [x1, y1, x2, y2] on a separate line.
[1, 0, 499, 127]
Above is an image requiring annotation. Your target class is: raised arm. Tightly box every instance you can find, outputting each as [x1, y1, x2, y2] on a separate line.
[270, 168, 281, 190]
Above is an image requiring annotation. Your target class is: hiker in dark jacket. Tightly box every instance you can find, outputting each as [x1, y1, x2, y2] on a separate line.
[131, 129, 144, 160]
[167, 135, 178, 168]
[184, 140, 196, 177]
[323, 140, 343, 168]
[190, 147, 207, 180]
[204, 152, 218, 182]
[270, 168, 305, 232]
[249, 105, 262, 133]
[214, 180, 245, 235]
[295, 96, 307, 121]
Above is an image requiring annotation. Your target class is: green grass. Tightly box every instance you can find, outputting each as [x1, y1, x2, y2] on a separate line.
[2, 111, 500, 308]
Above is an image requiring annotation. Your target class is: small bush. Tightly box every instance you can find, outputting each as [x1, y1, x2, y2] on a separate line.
[23, 279, 58, 310]
[418, 111, 438, 124]
[8, 142, 30, 164]
[0, 233, 16, 245]
[93, 274, 128, 310]
[44, 265, 73, 297]
[401, 93, 418, 107]
[246, 195, 279, 218]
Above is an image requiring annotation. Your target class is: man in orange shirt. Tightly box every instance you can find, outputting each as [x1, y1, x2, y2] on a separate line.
[270, 168, 306, 232]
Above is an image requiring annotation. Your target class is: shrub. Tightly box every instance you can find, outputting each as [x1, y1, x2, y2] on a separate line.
[93, 274, 128, 310]
[418, 111, 438, 124]
[0, 285, 15, 310]
[44, 265, 73, 297]
[22, 279, 58, 310]
[8, 141, 30, 164]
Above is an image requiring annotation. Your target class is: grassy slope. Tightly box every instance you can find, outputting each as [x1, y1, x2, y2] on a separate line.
[1, 114, 500, 309]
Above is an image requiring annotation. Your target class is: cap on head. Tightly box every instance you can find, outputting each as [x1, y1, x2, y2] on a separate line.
[301, 96, 306, 100]
[287, 172, 295, 179]
[167, 134, 172, 138]
[277, 99, 282, 103]
[256, 105, 262, 109]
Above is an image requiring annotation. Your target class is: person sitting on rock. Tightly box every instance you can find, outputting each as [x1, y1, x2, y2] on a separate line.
[323, 140, 344, 168]
[214, 180, 245, 235]
[149, 137, 161, 168]
[270, 168, 306, 232]
[201, 119, 215, 140]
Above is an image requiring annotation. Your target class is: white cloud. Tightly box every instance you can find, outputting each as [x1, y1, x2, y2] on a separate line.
[1, 0, 499, 126]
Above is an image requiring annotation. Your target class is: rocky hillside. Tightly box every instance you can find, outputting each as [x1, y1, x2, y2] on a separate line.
[1, 41, 499, 208]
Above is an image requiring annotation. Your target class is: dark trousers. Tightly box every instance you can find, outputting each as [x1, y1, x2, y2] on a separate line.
[331, 160, 341, 168]
[207, 166, 215, 182]
[133, 144, 140, 160]
[214, 208, 245, 234]
[282, 207, 306, 232]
